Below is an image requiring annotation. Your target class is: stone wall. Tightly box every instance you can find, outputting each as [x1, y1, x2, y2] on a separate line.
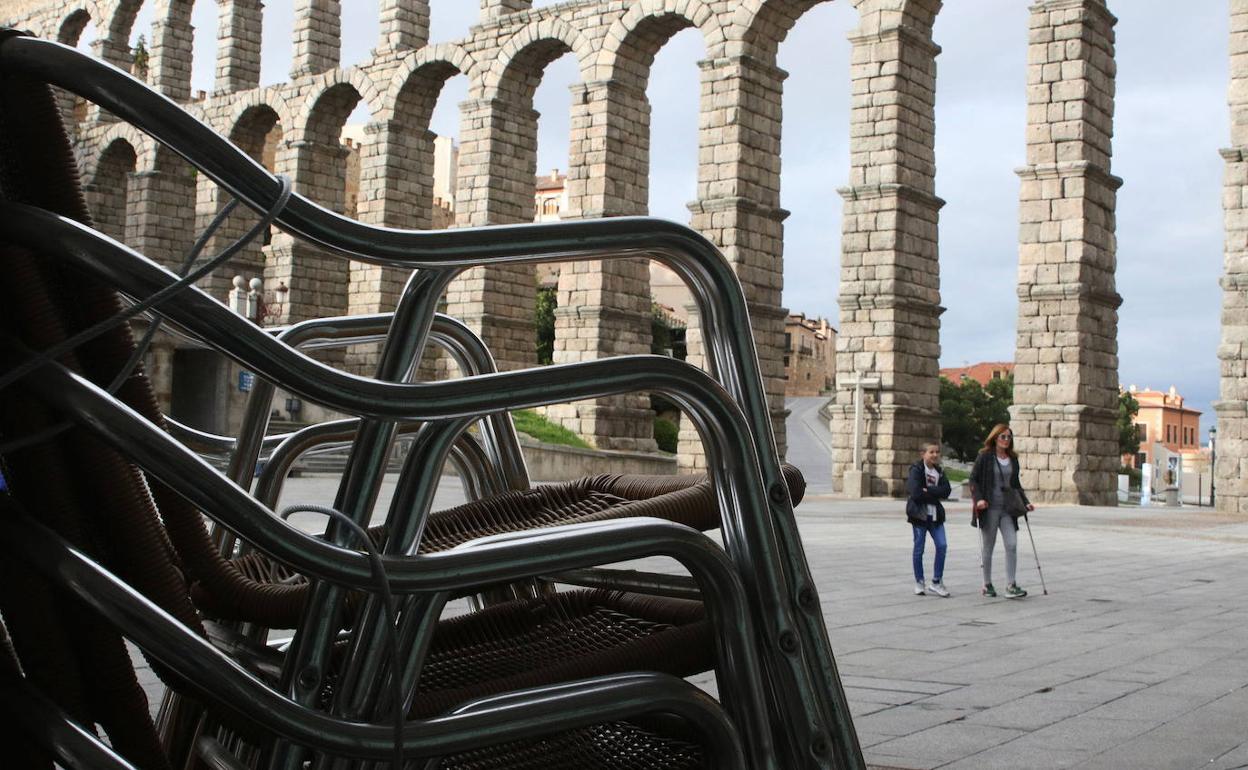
[1010, 0, 1122, 506]
[1217, 0, 1248, 514]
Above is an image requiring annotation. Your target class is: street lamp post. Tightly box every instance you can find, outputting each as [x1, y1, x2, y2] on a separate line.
[1209, 426, 1217, 508]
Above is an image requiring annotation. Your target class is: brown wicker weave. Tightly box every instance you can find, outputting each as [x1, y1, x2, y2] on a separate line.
[0, 44, 794, 769]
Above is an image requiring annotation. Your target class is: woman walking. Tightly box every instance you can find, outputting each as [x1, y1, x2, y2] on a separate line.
[969, 424, 1035, 599]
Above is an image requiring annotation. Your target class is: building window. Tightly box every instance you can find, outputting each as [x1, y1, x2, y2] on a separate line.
[992, 370, 1002, 379]
[784, 333, 792, 352]
[1136, 423, 1147, 442]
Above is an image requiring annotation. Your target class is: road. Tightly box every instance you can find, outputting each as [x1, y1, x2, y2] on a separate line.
[784, 395, 835, 495]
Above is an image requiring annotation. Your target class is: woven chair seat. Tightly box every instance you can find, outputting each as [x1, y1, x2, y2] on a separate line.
[223, 466, 805, 593]
[438, 720, 704, 769]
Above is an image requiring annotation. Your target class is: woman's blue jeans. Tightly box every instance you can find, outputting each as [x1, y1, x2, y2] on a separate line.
[912, 522, 947, 583]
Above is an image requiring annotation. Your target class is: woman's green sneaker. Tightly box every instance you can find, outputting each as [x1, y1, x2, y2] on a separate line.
[1004, 584, 1028, 599]
[981, 583, 996, 598]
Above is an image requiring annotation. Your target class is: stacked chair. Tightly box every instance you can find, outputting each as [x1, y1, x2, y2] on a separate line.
[0, 29, 864, 769]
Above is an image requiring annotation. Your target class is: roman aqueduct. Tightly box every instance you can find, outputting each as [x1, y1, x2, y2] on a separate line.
[4, 0, 1247, 512]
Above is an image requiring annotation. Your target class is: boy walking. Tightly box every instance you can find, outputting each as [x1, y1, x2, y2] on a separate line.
[906, 443, 952, 597]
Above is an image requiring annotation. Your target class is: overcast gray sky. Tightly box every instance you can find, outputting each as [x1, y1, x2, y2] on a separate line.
[98, 0, 1230, 436]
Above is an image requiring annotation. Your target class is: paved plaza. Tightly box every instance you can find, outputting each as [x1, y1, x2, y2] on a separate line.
[129, 399, 1248, 768]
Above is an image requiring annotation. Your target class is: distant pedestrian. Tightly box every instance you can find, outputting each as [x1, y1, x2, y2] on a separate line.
[906, 442, 952, 597]
[969, 424, 1035, 599]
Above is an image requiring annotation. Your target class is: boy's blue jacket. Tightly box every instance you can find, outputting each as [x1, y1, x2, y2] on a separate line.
[905, 460, 951, 526]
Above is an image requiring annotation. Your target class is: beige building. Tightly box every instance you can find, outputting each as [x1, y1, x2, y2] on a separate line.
[1125, 385, 1203, 469]
[939, 361, 1014, 387]
[784, 314, 835, 397]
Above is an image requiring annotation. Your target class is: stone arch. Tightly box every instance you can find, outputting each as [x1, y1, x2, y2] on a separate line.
[85, 135, 139, 243]
[56, 6, 95, 44]
[485, 17, 595, 104]
[383, 43, 479, 126]
[732, 0, 836, 60]
[227, 102, 284, 163]
[598, 0, 720, 88]
[100, 0, 143, 59]
[290, 69, 384, 145]
[219, 90, 295, 148]
[83, 123, 154, 182]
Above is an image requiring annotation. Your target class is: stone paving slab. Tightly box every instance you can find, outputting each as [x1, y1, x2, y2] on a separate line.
[124, 473, 1248, 768]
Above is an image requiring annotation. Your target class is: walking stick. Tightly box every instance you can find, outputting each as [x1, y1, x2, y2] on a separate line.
[1023, 514, 1048, 595]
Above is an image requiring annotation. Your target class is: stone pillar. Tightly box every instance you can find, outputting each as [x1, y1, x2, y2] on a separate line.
[266, 139, 350, 323]
[680, 55, 790, 472]
[1215, 0, 1248, 514]
[378, 0, 429, 56]
[291, 0, 341, 79]
[88, 37, 134, 125]
[146, 341, 176, 415]
[547, 80, 656, 451]
[128, 147, 199, 274]
[830, 9, 944, 497]
[444, 97, 537, 373]
[216, 0, 263, 95]
[346, 120, 428, 370]
[148, 1, 194, 102]
[480, 0, 532, 21]
[1010, 0, 1121, 506]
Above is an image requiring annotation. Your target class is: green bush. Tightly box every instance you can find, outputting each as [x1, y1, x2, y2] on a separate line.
[1119, 465, 1141, 490]
[945, 468, 969, 484]
[511, 409, 590, 449]
[653, 418, 679, 454]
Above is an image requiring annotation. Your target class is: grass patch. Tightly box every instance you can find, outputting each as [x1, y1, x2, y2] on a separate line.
[945, 468, 969, 483]
[511, 409, 591, 449]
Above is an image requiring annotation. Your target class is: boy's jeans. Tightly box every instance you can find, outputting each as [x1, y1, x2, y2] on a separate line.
[912, 522, 947, 583]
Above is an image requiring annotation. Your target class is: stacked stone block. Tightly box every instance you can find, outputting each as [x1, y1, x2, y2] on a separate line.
[830, 1, 945, 496]
[681, 53, 791, 471]
[148, 1, 193, 102]
[548, 78, 656, 451]
[378, 0, 430, 56]
[446, 96, 539, 373]
[1010, 0, 1121, 505]
[216, 0, 263, 95]
[1215, 0, 1248, 514]
[291, 0, 341, 79]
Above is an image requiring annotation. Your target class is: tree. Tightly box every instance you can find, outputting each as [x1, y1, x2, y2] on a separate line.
[535, 286, 556, 365]
[939, 376, 981, 461]
[1118, 390, 1141, 458]
[938, 374, 1014, 462]
[131, 35, 149, 81]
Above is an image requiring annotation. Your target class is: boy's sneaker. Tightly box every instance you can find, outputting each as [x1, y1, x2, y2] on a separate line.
[914, 581, 926, 596]
[1004, 583, 1028, 599]
[981, 583, 997, 598]
[927, 581, 950, 598]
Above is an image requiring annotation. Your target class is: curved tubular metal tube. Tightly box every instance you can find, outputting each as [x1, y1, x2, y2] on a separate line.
[234, 311, 527, 510]
[1, 230, 835, 764]
[0, 47, 856, 762]
[0, 679, 141, 770]
[329, 417, 474, 729]
[19, 356, 782, 765]
[166, 418, 294, 457]
[0, 504, 745, 767]
[425, 674, 737, 770]
[0, 39, 862, 758]
[250, 420, 499, 511]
